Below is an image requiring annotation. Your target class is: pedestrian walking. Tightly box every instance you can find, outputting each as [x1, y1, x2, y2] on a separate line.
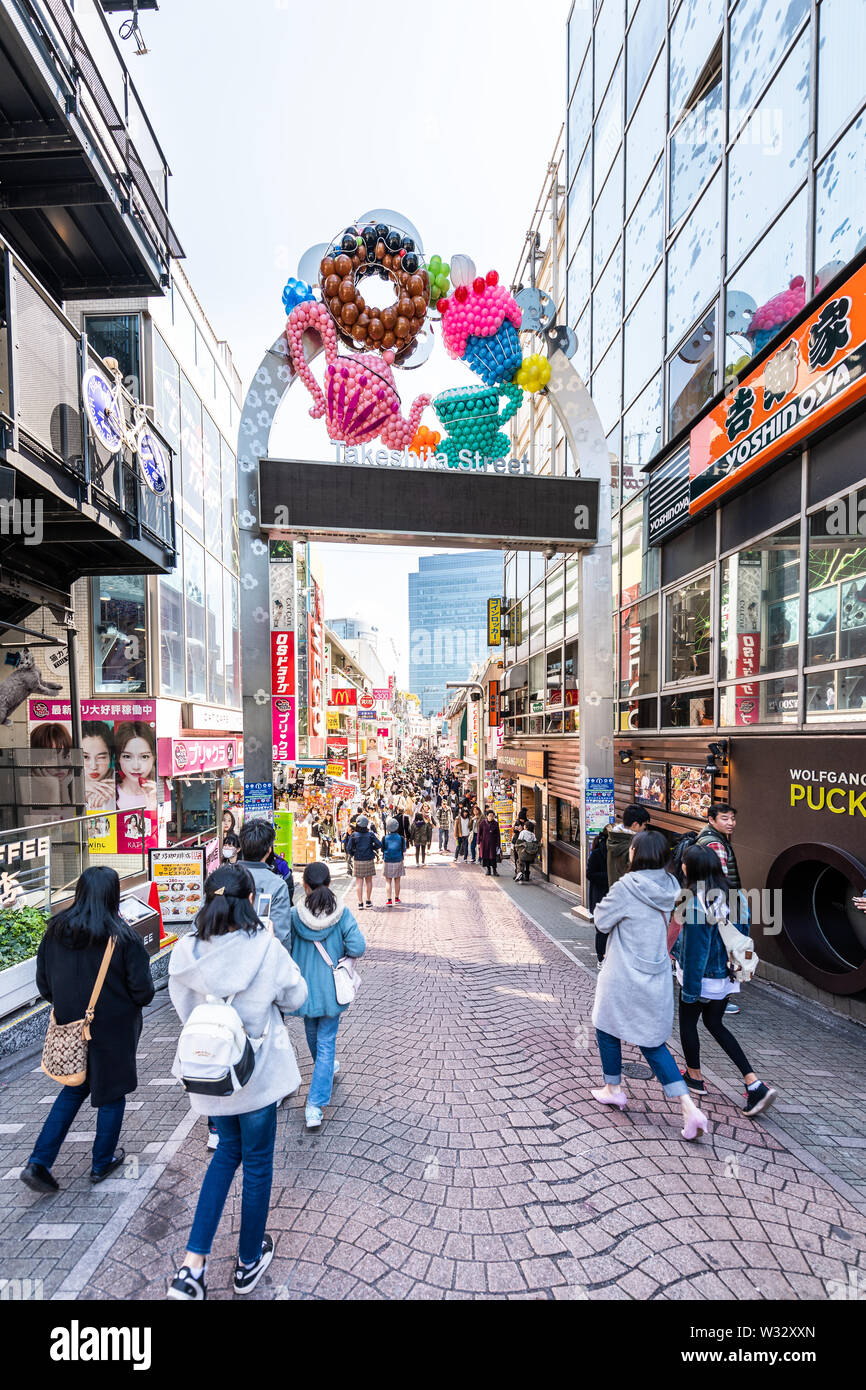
[590, 830, 710, 1141]
[238, 819, 294, 945]
[586, 824, 611, 967]
[20, 867, 154, 1195]
[695, 802, 746, 1016]
[477, 808, 502, 875]
[437, 798, 451, 853]
[411, 810, 432, 864]
[381, 817, 407, 904]
[453, 808, 473, 861]
[673, 845, 776, 1115]
[166, 864, 307, 1300]
[319, 813, 334, 861]
[470, 805, 483, 863]
[606, 805, 651, 888]
[289, 862, 365, 1131]
[514, 819, 540, 882]
[346, 814, 382, 909]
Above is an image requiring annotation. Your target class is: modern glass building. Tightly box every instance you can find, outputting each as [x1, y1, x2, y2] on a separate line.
[408, 553, 502, 716]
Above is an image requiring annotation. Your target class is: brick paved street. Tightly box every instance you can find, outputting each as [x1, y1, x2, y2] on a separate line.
[2, 852, 866, 1301]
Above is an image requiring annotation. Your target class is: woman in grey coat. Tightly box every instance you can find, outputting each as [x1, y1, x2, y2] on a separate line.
[167, 863, 308, 1301]
[591, 830, 709, 1141]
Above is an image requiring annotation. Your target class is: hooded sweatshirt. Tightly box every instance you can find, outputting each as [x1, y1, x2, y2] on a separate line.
[606, 824, 640, 888]
[168, 928, 308, 1116]
[289, 898, 366, 1018]
[592, 869, 679, 1048]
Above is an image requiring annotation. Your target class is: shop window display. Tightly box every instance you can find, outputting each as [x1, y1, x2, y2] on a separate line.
[719, 675, 799, 726]
[661, 688, 715, 728]
[720, 525, 800, 681]
[93, 575, 147, 694]
[555, 797, 580, 847]
[665, 575, 712, 683]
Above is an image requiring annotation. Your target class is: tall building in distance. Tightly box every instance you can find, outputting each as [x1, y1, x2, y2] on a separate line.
[408, 553, 502, 716]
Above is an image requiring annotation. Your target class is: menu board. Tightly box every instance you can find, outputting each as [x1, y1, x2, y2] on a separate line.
[149, 847, 205, 926]
[634, 761, 667, 808]
[670, 764, 713, 817]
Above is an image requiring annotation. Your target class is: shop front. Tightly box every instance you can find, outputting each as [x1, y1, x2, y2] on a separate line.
[157, 732, 243, 858]
[497, 745, 550, 875]
[626, 259, 866, 1010]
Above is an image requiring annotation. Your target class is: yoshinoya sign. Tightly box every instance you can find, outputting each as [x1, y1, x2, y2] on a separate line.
[647, 445, 690, 547]
[690, 262, 866, 517]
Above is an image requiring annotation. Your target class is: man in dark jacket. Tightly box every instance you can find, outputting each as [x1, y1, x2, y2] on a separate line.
[477, 810, 502, 875]
[238, 819, 294, 948]
[696, 802, 743, 1016]
[606, 805, 650, 889]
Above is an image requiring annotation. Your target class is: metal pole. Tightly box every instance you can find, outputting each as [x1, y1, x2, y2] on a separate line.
[477, 683, 485, 811]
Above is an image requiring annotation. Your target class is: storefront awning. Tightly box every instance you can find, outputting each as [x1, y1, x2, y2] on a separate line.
[503, 663, 528, 692]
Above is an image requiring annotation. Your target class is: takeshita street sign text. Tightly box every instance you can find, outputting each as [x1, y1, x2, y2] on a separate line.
[333, 442, 535, 474]
[689, 261, 866, 516]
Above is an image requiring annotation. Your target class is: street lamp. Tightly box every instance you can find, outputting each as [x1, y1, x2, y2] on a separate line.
[445, 680, 486, 808]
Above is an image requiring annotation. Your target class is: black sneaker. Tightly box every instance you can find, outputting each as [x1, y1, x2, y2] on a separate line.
[233, 1234, 274, 1295]
[20, 1162, 59, 1194]
[681, 1071, 707, 1097]
[90, 1148, 126, 1183]
[742, 1083, 777, 1117]
[167, 1265, 207, 1301]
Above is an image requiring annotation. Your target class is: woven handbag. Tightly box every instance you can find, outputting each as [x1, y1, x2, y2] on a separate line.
[40, 938, 116, 1086]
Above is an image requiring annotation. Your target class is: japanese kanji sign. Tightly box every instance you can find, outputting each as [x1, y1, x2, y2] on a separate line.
[270, 632, 295, 698]
[158, 737, 242, 778]
[689, 263, 866, 516]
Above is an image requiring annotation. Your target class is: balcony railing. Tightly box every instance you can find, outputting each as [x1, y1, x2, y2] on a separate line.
[13, 0, 182, 265]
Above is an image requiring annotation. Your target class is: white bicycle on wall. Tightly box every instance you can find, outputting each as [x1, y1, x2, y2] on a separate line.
[82, 357, 168, 496]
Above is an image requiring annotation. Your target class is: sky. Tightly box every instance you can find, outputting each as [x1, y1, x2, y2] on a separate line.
[126, 0, 571, 684]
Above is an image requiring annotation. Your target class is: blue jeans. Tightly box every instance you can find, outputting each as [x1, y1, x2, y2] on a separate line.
[304, 1015, 340, 1108]
[454, 836, 468, 860]
[438, 827, 449, 851]
[470, 833, 478, 862]
[29, 1081, 125, 1174]
[595, 1028, 688, 1098]
[187, 1103, 277, 1265]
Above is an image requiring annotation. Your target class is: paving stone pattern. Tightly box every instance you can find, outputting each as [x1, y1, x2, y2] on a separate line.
[1, 853, 865, 1301]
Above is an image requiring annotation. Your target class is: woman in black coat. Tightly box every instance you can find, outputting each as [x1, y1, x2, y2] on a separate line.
[586, 825, 611, 966]
[21, 866, 154, 1194]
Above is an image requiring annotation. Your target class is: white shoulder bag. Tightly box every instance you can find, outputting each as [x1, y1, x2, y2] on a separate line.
[714, 910, 759, 983]
[314, 939, 362, 1006]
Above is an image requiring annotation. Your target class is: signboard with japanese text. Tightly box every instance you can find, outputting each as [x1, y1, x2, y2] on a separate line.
[690, 263, 866, 516]
[272, 697, 297, 762]
[269, 543, 295, 631]
[149, 847, 205, 926]
[307, 578, 326, 757]
[158, 737, 241, 779]
[29, 697, 157, 855]
[487, 597, 502, 646]
[488, 679, 500, 727]
[326, 762, 347, 779]
[270, 631, 295, 698]
[376, 726, 390, 738]
[327, 711, 342, 731]
[244, 782, 273, 822]
[585, 777, 615, 836]
[372, 688, 391, 702]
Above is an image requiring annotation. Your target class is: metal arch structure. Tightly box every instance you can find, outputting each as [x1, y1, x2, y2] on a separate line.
[236, 328, 613, 898]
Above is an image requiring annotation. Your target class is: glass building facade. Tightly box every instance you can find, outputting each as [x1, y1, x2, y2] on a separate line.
[409, 552, 503, 716]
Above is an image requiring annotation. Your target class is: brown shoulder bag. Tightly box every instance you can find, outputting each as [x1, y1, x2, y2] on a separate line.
[40, 938, 116, 1086]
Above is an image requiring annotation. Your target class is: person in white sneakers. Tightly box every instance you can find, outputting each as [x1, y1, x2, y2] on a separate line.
[167, 864, 307, 1301]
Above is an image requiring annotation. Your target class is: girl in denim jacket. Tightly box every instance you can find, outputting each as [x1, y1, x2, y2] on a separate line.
[673, 846, 776, 1118]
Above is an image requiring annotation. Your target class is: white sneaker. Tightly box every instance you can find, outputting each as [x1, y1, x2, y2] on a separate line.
[333, 1059, 341, 1079]
[305, 1104, 323, 1131]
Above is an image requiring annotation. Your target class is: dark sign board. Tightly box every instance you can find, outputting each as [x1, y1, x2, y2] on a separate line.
[258, 460, 599, 552]
[634, 760, 667, 807]
[647, 445, 690, 547]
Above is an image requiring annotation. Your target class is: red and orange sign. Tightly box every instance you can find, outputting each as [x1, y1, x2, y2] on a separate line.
[690, 263, 866, 516]
[329, 687, 357, 708]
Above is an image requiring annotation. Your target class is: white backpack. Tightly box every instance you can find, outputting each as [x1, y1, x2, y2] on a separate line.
[176, 994, 269, 1097]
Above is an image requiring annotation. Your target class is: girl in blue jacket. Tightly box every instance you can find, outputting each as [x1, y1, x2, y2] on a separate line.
[289, 862, 365, 1131]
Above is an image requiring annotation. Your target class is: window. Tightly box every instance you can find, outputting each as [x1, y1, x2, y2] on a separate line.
[206, 554, 224, 706]
[815, 115, 866, 280]
[555, 797, 580, 846]
[568, 53, 593, 185]
[153, 331, 180, 456]
[594, 153, 623, 282]
[623, 371, 662, 489]
[730, 0, 809, 126]
[504, 555, 515, 607]
[595, 0, 624, 106]
[530, 585, 544, 651]
[546, 645, 563, 706]
[620, 695, 658, 731]
[670, 71, 722, 229]
[221, 437, 239, 573]
[626, 51, 665, 216]
[93, 576, 147, 693]
[184, 535, 206, 699]
[568, 235, 591, 327]
[591, 335, 622, 435]
[529, 551, 544, 589]
[817, 0, 866, 152]
[594, 56, 623, 197]
[621, 494, 658, 604]
[667, 172, 722, 351]
[661, 689, 715, 727]
[624, 157, 663, 313]
[608, 423, 622, 512]
[669, 0, 724, 125]
[593, 241, 622, 362]
[546, 565, 564, 644]
[85, 315, 141, 397]
[619, 593, 658, 697]
[624, 266, 663, 407]
[568, 143, 592, 257]
[724, 190, 808, 375]
[529, 653, 545, 703]
[159, 563, 184, 699]
[180, 373, 204, 541]
[626, 0, 665, 119]
[569, 4, 592, 92]
[224, 570, 239, 707]
[203, 410, 222, 558]
[720, 675, 799, 726]
[574, 304, 591, 381]
[665, 574, 712, 682]
[564, 638, 579, 707]
[808, 489, 866, 667]
[806, 666, 866, 722]
[720, 526, 800, 681]
[668, 307, 716, 437]
[565, 561, 580, 636]
[172, 288, 196, 369]
[726, 32, 810, 268]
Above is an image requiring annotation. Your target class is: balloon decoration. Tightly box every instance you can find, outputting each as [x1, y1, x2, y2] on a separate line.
[285, 300, 430, 449]
[409, 425, 441, 458]
[280, 212, 563, 465]
[438, 258, 523, 388]
[744, 275, 806, 354]
[433, 382, 523, 469]
[514, 353, 551, 393]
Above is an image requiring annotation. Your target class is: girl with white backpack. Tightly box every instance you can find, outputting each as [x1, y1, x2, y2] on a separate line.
[289, 862, 365, 1132]
[166, 864, 308, 1301]
[672, 845, 776, 1118]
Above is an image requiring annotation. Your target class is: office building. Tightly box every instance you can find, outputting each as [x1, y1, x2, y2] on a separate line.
[409, 552, 502, 717]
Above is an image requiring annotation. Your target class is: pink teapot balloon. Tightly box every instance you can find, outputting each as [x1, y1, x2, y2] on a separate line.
[285, 301, 430, 448]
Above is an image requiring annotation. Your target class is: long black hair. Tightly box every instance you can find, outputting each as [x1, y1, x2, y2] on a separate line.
[44, 866, 133, 949]
[303, 860, 337, 918]
[194, 863, 262, 941]
[628, 829, 671, 873]
[681, 844, 729, 899]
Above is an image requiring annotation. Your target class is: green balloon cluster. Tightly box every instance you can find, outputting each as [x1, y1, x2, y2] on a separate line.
[428, 254, 451, 307]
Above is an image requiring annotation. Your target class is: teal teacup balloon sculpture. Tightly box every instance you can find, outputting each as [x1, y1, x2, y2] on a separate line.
[433, 381, 523, 468]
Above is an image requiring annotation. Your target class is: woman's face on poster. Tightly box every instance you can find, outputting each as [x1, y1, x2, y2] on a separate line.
[119, 737, 153, 782]
[83, 735, 112, 780]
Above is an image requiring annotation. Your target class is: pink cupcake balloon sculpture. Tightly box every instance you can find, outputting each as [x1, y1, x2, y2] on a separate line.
[745, 275, 806, 354]
[284, 300, 430, 449]
[438, 256, 523, 388]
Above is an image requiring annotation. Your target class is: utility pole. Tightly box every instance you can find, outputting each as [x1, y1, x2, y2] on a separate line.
[446, 681, 485, 809]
